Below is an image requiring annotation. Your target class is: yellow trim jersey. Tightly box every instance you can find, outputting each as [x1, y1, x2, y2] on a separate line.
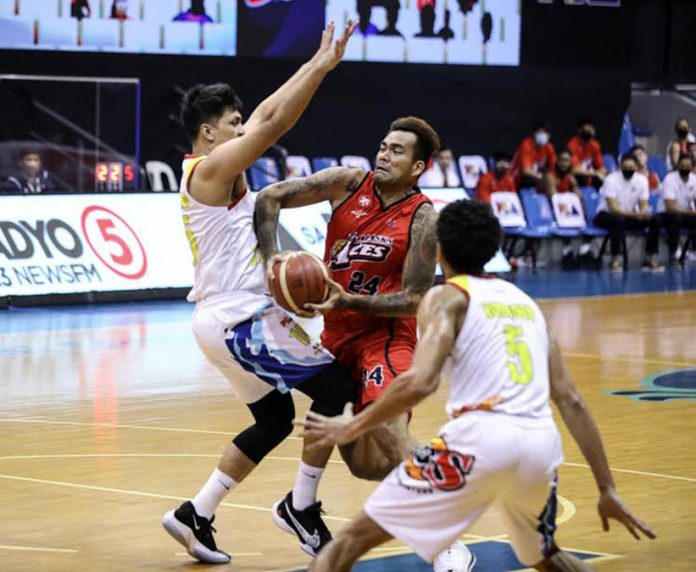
[179, 155, 265, 304]
[442, 275, 553, 421]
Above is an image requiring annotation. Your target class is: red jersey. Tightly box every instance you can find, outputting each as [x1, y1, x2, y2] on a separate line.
[567, 136, 604, 171]
[475, 172, 516, 203]
[554, 172, 575, 193]
[322, 172, 431, 354]
[511, 137, 557, 182]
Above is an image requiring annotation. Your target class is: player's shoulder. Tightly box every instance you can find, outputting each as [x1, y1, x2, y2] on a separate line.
[421, 282, 470, 313]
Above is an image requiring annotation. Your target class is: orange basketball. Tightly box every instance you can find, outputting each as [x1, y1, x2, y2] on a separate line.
[269, 252, 330, 314]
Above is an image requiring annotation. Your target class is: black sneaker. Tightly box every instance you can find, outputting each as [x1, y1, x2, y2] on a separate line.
[162, 501, 231, 564]
[271, 491, 332, 557]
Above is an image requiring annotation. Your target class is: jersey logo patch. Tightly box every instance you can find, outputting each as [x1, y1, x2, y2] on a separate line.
[358, 196, 372, 208]
[329, 234, 393, 270]
[398, 437, 475, 493]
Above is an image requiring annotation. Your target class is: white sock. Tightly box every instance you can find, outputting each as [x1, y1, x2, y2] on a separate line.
[192, 468, 237, 519]
[292, 461, 324, 511]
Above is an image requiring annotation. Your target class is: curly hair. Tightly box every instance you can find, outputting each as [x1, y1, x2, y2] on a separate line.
[180, 83, 243, 141]
[436, 199, 502, 275]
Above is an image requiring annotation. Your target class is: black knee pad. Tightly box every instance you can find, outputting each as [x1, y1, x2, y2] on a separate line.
[232, 390, 294, 464]
[298, 362, 359, 417]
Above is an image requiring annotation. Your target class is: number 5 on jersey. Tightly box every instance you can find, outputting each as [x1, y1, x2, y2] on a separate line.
[504, 325, 533, 385]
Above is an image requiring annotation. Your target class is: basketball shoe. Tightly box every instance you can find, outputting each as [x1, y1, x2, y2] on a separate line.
[162, 501, 231, 564]
[271, 491, 332, 557]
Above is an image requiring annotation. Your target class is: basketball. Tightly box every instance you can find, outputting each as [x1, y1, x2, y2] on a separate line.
[269, 252, 330, 314]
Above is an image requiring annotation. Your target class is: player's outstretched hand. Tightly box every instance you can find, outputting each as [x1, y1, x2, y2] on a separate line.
[294, 402, 357, 447]
[304, 277, 349, 315]
[598, 489, 656, 540]
[264, 250, 294, 292]
[312, 20, 357, 73]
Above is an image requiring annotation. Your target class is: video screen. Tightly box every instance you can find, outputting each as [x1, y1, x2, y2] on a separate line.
[329, 0, 521, 65]
[0, 0, 236, 55]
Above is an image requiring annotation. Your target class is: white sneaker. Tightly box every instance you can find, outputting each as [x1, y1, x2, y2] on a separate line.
[433, 540, 476, 572]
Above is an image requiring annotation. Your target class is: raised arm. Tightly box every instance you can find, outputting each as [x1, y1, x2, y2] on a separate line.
[308, 202, 438, 317]
[548, 330, 656, 540]
[297, 285, 467, 446]
[254, 167, 365, 262]
[192, 21, 356, 203]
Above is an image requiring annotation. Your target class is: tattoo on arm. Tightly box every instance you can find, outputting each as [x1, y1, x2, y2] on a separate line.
[254, 168, 363, 262]
[343, 203, 437, 318]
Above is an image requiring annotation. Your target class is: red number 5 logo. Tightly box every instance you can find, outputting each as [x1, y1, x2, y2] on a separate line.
[81, 206, 147, 279]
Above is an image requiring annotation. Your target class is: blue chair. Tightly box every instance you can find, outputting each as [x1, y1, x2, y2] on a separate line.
[580, 187, 608, 237]
[248, 157, 280, 191]
[312, 157, 339, 172]
[647, 155, 668, 181]
[648, 192, 660, 214]
[603, 154, 618, 173]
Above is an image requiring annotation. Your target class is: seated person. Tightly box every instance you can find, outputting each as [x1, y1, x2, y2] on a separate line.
[631, 144, 660, 193]
[174, 0, 213, 23]
[666, 118, 695, 171]
[659, 153, 696, 265]
[544, 149, 593, 265]
[474, 151, 515, 203]
[2, 149, 57, 194]
[510, 123, 557, 190]
[110, 0, 129, 20]
[594, 153, 662, 272]
[566, 118, 606, 188]
[419, 148, 460, 188]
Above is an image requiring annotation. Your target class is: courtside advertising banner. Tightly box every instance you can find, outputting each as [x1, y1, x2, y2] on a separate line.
[0, 194, 194, 296]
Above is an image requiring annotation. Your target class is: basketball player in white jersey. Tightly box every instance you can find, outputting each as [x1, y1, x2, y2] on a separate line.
[298, 200, 656, 572]
[161, 21, 359, 564]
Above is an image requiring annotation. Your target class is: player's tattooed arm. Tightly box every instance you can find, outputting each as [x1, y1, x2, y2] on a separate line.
[321, 202, 437, 318]
[254, 167, 364, 262]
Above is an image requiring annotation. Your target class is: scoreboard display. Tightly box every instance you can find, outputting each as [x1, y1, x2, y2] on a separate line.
[95, 162, 136, 192]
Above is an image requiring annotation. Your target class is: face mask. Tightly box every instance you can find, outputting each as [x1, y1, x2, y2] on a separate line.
[534, 132, 549, 146]
[621, 169, 635, 180]
[557, 165, 570, 175]
[679, 168, 691, 178]
[494, 168, 507, 179]
[580, 130, 593, 142]
[677, 128, 689, 139]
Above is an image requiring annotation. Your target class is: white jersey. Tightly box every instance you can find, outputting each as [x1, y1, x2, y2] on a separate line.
[180, 155, 266, 308]
[596, 170, 649, 214]
[441, 274, 553, 421]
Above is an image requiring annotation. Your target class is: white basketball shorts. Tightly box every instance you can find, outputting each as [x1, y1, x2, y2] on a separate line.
[364, 410, 564, 565]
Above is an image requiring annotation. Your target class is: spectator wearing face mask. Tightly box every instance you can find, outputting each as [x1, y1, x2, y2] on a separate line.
[630, 144, 660, 193]
[666, 118, 695, 171]
[510, 123, 557, 191]
[1, 149, 58, 195]
[566, 119, 606, 188]
[474, 151, 515, 203]
[419, 148, 461, 188]
[658, 153, 696, 265]
[593, 153, 663, 272]
[544, 149, 594, 265]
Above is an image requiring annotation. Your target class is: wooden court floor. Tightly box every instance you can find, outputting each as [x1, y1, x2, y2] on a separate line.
[1, 291, 695, 571]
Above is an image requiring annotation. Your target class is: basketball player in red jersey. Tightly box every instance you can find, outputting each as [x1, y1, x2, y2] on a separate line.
[256, 117, 476, 570]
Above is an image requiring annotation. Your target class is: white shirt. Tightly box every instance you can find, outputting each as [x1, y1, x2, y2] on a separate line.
[441, 275, 553, 422]
[419, 163, 461, 188]
[179, 155, 266, 305]
[597, 171, 649, 214]
[660, 170, 696, 212]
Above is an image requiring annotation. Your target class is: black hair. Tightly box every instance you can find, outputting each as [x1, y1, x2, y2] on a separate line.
[437, 200, 501, 275]
[577, 117, 594, 128]
[180, 83, 243, 141]
[492, 150, 511, 162]
[189, 0, 206, 15]
[18, 148, 40, 160]
[558, 148, 572, 158]
[628, 144, 645, 154]
[620, 152, 637, 165]
[388, 116, 441, 163]
[532, 121, 548, 132]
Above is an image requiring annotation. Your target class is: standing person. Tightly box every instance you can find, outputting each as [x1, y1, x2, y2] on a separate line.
[659, 154, 696, 265]
[255, 116, 475, 571]
[566, 119, 606, 188]
[474, 151, 515, 203]
[297, 199, 656, 572]
[666, 118, 695, 171]
[161, 21, 358, 565]
[593, 153, 663, 272]
[511, 123, 557, 190]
